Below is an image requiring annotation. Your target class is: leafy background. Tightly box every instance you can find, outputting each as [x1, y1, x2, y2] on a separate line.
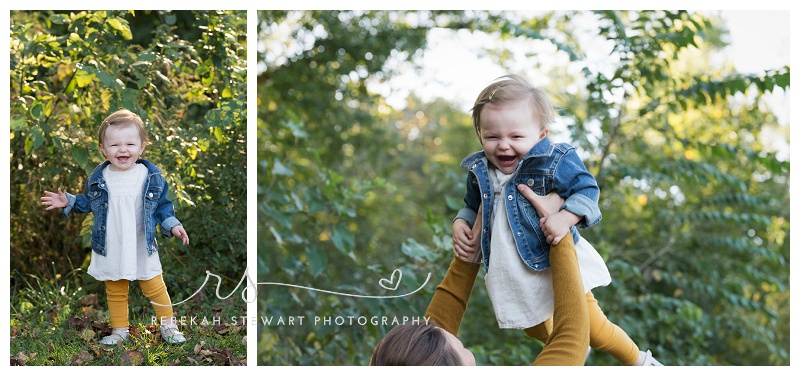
[257, 10, 789, 366]
[9, 10, 248, 365]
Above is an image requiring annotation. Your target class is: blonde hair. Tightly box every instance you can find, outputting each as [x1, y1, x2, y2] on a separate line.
[98, 109, 148, 146]
[470, 74, 555, 139]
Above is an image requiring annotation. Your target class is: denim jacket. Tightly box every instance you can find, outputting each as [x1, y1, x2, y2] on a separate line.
[455, 137, 601, 271]
[62, 159, 181, 256]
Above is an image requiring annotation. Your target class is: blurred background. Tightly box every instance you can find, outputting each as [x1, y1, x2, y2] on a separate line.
[257, 10, 789, 366]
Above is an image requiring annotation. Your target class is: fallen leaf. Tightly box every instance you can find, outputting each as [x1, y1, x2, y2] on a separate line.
[186, 356, 199, 365]
[241, 336, 247, 345]
[13, 351, 33, 366]
[79, 328, 96, 341]
[79, 294, 98, 307]
[193, 341, 205, 355]
[66, 316, 91, 330]
[120, 350, 145, 366]
[72, 350, 94, 366]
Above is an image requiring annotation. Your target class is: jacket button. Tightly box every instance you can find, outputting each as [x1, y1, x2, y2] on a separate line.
[100, 183, 104, 187]
[527, 179, 534, 186]
[483, 193, 489, 199]
[507, 195, 513, 200]
[101, 226, 105, 231]
[149, 192, 154, 198]
[472, 164, 477, 169]
[104, 203, 108, 207]
[534, 263, 539, 268]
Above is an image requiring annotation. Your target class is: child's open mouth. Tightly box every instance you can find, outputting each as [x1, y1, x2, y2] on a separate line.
[498, 155, 516, 164]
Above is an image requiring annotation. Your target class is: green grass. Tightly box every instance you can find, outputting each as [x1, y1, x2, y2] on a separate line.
[10, 269, 247, 366]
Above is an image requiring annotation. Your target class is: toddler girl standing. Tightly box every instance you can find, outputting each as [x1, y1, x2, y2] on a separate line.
[42, 109, 189, 345]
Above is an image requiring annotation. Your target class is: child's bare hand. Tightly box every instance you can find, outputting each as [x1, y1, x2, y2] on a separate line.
[452, 219, 476, 260]
[41, 188, 68, 210]
[171, 225, 190, 245]
[539, 210, 578, 245]
[517, 185, 573, 245]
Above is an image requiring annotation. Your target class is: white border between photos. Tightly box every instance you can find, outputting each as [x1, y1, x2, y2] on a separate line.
[2, 1, 797, 374]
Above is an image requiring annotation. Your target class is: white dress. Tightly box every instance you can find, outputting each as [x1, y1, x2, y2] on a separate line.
[484, 167, 612, 329]
[87, 164, 163, 281]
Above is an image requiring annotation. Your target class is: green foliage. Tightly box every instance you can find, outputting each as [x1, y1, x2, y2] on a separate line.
[258, 10, 789, 366]
[10, 268, 246, 366]
[10, 10, 248, 362]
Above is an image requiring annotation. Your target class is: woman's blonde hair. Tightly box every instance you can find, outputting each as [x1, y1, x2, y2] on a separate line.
[470, 74, 555, 139]
[98, 109, 148, 146]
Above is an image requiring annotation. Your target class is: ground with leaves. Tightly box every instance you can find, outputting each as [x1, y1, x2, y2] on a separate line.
[10, 278, 247, 366]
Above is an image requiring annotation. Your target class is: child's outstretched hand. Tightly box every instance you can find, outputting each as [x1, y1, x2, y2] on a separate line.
[171, 225, 190, 245]
[41, 188, 68, 211]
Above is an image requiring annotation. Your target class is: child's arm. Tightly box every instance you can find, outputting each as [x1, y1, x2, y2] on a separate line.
[151, 177, 188, 244]
[41, 188, 69, 210]
[542, 147, 602, 245]
[41, 185, 92, 218]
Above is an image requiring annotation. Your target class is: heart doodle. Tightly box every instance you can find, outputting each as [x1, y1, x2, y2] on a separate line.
[379, 269, 402, 291]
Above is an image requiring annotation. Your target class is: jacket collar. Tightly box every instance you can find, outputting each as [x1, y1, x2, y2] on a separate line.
[86, 158, 163, 185]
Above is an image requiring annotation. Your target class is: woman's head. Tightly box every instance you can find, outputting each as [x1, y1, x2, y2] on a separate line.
[471, 74, 555, 140]
[97, 109, 148, 172]
[370, 322, 475, 366]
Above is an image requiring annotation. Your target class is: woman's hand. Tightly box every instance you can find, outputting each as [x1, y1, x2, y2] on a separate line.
[517, 184, 565, 228]
[453, 206, 483, 264]
[453, 219, 476, 260]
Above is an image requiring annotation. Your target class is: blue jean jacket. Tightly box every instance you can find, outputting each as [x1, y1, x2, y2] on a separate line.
[62, 159, 182, 256]
[455, 137, 601, 271]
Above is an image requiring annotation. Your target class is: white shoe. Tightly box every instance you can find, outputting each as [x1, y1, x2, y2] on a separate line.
[640, 350, 664, 366]
[99, 328, 129, 346]
[160, 323, 186, 345]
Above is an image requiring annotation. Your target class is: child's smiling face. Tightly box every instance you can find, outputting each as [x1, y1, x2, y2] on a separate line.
[100, 123, 145, 172]
[479, 100, 548, 174]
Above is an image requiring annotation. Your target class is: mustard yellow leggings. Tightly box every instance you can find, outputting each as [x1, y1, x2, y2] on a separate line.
[104, 274, 174, 329]
[524, 291, 640, 365]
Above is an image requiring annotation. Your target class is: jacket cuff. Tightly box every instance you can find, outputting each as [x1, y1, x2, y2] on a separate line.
[160, 216, 182, 237]
[562, 194, 601, 228]
[61, 193, 76, 218]
[454, 207, 477, 227]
